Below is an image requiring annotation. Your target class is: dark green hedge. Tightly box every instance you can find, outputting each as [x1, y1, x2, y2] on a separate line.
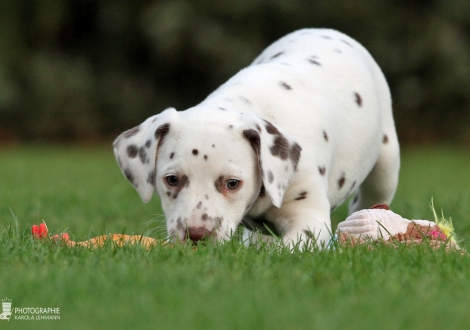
[1, 0, 469, 143]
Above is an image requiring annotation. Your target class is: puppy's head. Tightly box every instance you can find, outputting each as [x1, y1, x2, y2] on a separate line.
[113, 107, 301, 243]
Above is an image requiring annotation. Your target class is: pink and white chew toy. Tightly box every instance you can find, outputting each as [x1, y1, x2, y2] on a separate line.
[336, 203, 462, 251]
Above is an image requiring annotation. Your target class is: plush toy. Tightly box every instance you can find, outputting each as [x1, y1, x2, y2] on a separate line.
[31, 203, 463, 252]
[336, 203, 462, 252]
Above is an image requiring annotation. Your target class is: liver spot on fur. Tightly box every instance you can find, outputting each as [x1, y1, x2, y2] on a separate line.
[354, 92, 363, 107]
[270, 135, 290, 159]
[383, 134, 389, 144]
[353, 194, 359, 203]
[124, 169, 136, 187]
[139, 147, 147, 164]
[214, 176, 224, 194]
[176, 217, 183, 230]
[155, 123, 170, 140]
[238, 95, 252, 105]
[271, 51, 284, 59]
[350, 181, 357, 191]
[307, 56, 321, 66]
[268, 171, 274, 183]
[243, 129, 261, 155]
[127, 145, 138, 158]
[172, 175, 189, 199]
[338, 173, 346, 189]
[295, 191, 308, 200]
[289, 143, 302, 170]
[318, 166, 326, 176]
[146, 170, 156, 186]
[154, 123, 171, 153]
[303, 230, 315, 239]
[264, 120, 280, 135]
[280, 81, 292, 90]
[192, 149, 199, 156]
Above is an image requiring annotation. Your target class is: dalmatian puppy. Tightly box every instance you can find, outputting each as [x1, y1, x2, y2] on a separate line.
[113, 28, 400, 247]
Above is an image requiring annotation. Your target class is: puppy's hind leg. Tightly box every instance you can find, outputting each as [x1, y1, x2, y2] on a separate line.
[349, 131, 400, 213]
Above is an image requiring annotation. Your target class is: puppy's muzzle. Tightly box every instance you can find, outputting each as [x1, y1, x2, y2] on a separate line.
[186, 226, 212, 243]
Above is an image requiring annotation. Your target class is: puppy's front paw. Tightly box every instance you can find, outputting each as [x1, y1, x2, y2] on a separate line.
[282, 229, 329, 250]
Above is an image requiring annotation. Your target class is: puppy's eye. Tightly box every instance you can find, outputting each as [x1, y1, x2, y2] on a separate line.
[166, 175, 179, 186]
[226, 179, 240, 190]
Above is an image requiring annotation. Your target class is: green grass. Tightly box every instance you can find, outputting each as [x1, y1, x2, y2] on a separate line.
[1, 145, 470, 330]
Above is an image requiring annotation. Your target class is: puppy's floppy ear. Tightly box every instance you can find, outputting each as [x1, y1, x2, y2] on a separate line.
[241, 113, 302, 208]
[113, 108, 178, 203]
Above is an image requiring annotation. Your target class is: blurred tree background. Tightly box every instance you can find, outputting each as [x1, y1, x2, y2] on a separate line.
[0, 0, 469, 144]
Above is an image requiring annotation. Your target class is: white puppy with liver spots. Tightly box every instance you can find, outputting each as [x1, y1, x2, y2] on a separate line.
[113, 28, 400, 248]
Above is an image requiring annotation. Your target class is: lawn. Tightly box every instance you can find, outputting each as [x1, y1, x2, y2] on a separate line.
[1, 145, 470, 330]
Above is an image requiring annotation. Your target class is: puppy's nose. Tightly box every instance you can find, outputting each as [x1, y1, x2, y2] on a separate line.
[187, 226, 212, 243]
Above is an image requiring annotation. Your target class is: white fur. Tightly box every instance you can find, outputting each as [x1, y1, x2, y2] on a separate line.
[113, 28, 400, 248]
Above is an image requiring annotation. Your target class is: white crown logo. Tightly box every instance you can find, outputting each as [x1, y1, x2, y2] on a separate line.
[0, 297, 12, 321]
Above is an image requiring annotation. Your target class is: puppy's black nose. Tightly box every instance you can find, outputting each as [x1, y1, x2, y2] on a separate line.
[187, 226, 212, 243]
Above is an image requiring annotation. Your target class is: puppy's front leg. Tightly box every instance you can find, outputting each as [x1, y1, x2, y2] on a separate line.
[241, 227, 276, 248]
[269, 195, 332, 249]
